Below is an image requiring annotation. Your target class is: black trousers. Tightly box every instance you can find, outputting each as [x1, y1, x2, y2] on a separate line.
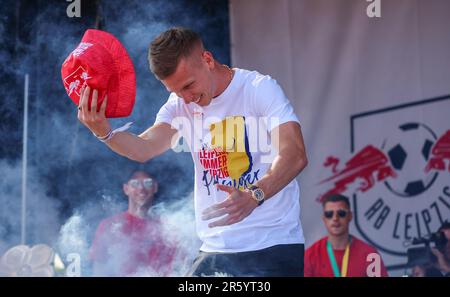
[187, 244, 304, 277]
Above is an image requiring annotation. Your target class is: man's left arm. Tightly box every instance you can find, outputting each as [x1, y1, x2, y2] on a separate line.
[254, 121, 308, 200]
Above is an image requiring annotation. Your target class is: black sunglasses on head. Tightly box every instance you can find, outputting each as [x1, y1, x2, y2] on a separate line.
[324, 209, 348, 219]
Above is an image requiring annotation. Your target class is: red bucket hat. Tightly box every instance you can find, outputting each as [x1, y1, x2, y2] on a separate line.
[61, 29, 136, 118]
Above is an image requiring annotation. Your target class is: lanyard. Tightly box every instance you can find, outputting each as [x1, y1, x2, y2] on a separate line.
[326, 237, 351, 277]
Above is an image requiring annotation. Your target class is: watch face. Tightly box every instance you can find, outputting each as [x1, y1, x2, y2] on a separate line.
[253, 188, 264, 201]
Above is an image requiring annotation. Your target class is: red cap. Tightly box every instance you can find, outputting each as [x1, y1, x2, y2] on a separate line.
[61, 29, 136, 118]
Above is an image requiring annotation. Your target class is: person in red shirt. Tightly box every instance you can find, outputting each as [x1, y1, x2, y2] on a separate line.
[305, 194, 388, 277]
[89, 170, 176, 276]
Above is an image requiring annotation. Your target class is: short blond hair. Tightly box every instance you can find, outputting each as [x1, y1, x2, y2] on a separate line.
[148, 27, 203, 80]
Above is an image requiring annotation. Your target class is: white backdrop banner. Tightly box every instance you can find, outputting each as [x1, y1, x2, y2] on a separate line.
[230, 0, 450, 272]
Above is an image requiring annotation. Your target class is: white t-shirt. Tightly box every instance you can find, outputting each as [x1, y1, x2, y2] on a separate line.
[154, 68, 304, 252]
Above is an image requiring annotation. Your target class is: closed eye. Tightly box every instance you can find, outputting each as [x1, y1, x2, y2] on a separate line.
[167, 80, 195, 94]
[182, 81, 195, 90]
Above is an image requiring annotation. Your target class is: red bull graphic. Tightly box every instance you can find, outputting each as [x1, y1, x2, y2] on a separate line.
[317, 145, 397, 202]
[425, 130, 450, 173]
[316, 95, 450, 258]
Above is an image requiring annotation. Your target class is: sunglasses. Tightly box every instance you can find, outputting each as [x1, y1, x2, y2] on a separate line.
[324, 209, 348, 219]
[128, 178, 153, 189]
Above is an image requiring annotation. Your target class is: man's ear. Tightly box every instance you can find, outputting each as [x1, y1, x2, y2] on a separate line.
[202, 51, 214, 68]
[348, 210, 353, 222]
[123, 184, 129, 196]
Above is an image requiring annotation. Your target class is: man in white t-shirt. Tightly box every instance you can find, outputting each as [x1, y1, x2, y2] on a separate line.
[77, 27, 308, 276]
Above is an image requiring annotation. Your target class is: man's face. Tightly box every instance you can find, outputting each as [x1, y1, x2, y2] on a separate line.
[441, 228, 450, 242]
[123, 172, 157, 207]
[412, 265, 425, 277]
[161, 49, 216, 107]
[322, 201, 352, 237]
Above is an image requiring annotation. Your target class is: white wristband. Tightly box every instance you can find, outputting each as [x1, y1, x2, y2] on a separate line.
[94, 122, 133, 143]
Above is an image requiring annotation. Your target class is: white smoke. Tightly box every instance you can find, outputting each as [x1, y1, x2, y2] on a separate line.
[0, 160, 60, 256]
[56, 192, 199, 277]
[152, 193, 201, 276]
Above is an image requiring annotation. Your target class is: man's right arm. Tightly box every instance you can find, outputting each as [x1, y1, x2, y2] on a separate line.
[77, 86, 177, 163]
[105, 123, 177, 163]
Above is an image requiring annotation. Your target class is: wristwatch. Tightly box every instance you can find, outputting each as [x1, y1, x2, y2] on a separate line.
[248, 185, 265, 206]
